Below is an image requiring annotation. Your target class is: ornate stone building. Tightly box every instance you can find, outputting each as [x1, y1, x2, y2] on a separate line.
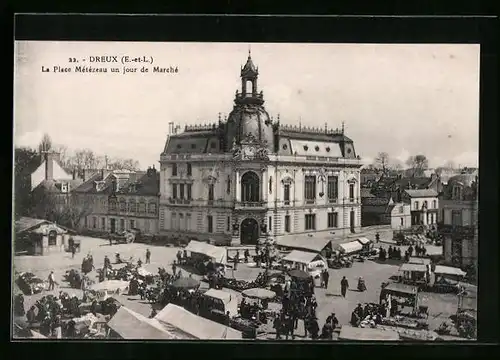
[439, 172, 478, 273]
[159, 53, 363, 246]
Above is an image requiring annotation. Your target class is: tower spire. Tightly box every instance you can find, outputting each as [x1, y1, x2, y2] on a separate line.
[248, 45, 251, 58]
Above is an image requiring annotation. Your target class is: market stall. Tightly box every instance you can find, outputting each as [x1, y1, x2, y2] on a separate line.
[338, 325, 400, 341]
[184, 240, 227, 274]
[398, 263, 429, 287]
[201, 288, 239, 318]
[408, 257, 431, 266]
[380, 283, 420, 315]
[154, 303, 242, 339]
[356, 237, 373, 254]
[336, 241, 363, 256]
[430, 265, 466, 293]
[281, 250, 327, 285]
[276, 236, 332, 259]
[107, 306, 177, 340]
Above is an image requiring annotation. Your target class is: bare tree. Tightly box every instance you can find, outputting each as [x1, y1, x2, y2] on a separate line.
[373, 152, 390, 173]
[107, 157, 140, 171]
[52, 144, 71, 169]
[38, 133, 52, 153]
[406, 155, 429, 177]
[30, 189, 93, 229]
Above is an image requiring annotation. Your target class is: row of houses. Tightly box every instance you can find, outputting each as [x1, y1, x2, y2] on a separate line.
[24, 151, 160, 237]
[360, 169, 478, 270]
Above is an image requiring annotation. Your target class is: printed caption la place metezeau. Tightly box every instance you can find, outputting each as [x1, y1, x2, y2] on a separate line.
[41, 55, 179, 74]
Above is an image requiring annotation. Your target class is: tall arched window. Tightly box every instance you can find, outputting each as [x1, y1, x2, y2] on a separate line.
[241, 171, 260, 202]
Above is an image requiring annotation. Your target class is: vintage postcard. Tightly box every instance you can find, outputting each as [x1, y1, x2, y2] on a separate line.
[13, 41, 478, 341]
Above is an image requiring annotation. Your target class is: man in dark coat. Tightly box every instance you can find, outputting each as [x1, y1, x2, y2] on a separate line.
[309, 316, 320, 339]
[273, 314, 282, 339]
[408, 245, 414, 257]
[145, 249, 151, 264]
[71, 244, 76, 259]
[340, 276, 349, 297]
[323, 270, 330, 290]
[172, 261, 177, 276]
[26, 305, 36, 325]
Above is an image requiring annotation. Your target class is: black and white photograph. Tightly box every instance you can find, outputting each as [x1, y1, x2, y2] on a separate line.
[13, 40, 479, 341]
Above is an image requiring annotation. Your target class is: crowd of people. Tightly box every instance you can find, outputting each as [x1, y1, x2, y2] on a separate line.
[350, 303, 385, 328]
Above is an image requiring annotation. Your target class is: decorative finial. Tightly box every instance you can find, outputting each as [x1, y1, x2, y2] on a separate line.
[248, 45, 251, 58]
[325, 122, 328, 133]
[218, 112, 221, 123]
[341, 121, 345, 134]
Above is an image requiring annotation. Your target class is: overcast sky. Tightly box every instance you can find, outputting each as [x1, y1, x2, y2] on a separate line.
[14, 41, 479, 169]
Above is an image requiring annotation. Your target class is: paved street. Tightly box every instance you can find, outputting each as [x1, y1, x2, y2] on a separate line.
[13, 234, 473, 339]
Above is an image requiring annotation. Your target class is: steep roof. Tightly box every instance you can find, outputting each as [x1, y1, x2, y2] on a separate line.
[404, 189, 439, 198]
[116, 170, 159, 196]
[72, 173, 107, 194]
[15, 217, 50, 233]
[361, 188, 375, 198]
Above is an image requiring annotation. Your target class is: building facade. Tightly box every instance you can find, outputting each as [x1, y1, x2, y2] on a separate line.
[439, 173, 478, 271]
[401, 189, 439, 227]
[159, 53, 363, 246]
[72, 167, 160, 236]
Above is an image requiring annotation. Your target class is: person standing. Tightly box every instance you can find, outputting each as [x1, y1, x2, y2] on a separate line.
[48, 271, 56, 291]
[408, 245, 414, 257]
[71, 244, 76, 259]
[26, 305, 36, 325]
[146, 249, 151, 264]
[273, 314, 282, 340]
[234, 251, 240, 271]
[244, 249, 250, 263]
[340, 276, 349, 297]
[172, 261, 177, 276]
[324, 269, 330, 290]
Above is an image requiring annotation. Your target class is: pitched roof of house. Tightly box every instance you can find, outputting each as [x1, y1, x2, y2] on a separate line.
[33, 179, 84, 193]
[15, 217, 50, 233]
[115, 170, 159, 196]
[404, 189, 438, 198]
[72, 173, 106, 193]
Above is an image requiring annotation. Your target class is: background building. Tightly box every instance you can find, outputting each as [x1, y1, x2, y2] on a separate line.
[72, 167, 160, 236]
[159, 53, 363, 246]
[439, 173, 478, 272]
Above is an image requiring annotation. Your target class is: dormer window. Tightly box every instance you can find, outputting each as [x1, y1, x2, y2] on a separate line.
[303, 145, 309, 151]
[453, 186, 462, 200]
[315, 146, 320, 151]
[326, 147, 331, 152]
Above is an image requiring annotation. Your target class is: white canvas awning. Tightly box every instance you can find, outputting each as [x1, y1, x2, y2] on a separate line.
[276, 236, 331, 253]
[154, 304, 242, 340]
[107, 306, 179, 340]
[434, 265, 466, 277]
[337, 241, 363, 254]
[357, 237, 371, 245]
[408, 257, 431, 266]
[399, 263, 427, 273]
[282, 250, 323, 265]
[339, 325, 400, 341]
[185, 240, 226, 264]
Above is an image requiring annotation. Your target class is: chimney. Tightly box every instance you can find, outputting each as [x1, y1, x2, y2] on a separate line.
[72, 168, 77, 180]
[44, 152, 54, 180]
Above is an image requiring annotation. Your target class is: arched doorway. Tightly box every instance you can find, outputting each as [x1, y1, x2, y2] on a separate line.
[240, 218, 259, 245]
[241, 171, 260, 203]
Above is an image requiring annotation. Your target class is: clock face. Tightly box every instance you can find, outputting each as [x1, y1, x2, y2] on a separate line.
[244, 147, 255, 157]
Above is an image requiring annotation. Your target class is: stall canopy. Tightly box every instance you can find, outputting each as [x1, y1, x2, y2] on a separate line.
[276, 236, 331, 253]
[356, 237, 372, 245]
[154, 304, 242, 340]
[338, 325, 400, 341]
[107, 306, 179, 340]
[383, 282, 419, 295]
[425, 245, 443, 256]
[399, 263, 428, 273]
[282, 250, 323, 265]
[185, 240, 227, 264]
[408, 257, 431, 266]
[337, 241, 363, 254]
[203, 288, 239, 316]
[434, 265, 466, 277]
